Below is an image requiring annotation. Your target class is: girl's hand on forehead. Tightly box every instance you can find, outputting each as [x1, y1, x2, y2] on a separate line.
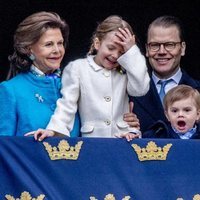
[115, 27, 135, 52]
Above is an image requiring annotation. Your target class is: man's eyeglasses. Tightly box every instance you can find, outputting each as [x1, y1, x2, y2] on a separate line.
[147, 42, 182, 52]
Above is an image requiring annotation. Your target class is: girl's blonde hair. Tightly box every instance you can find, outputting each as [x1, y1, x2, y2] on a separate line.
[163, 85, 200, 111]
[88, 15, 134, 55]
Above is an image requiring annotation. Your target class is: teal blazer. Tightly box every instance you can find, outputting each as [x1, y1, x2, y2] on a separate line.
[0, 72, 80, 136]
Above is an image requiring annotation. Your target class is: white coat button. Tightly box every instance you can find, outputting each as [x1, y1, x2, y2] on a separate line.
[104, 96, 111, 102]
[104, 120, 111, 125]
[103, 71, 110, 77]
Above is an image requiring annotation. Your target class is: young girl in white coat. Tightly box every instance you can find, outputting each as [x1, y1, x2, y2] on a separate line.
[33, 15, 150, 141]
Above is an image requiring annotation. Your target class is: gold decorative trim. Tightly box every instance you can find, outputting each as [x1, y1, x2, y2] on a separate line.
[5, 191, 45, 200]
[132, 141, 172, 161]
[90, 194, 131, 200]
[43, 140, 83, 160]
[177, 194, 200, 200]
[194, 194, 200, 200]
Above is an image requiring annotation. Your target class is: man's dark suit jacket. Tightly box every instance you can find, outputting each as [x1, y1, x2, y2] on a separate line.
[142, 120, 200, 139]
[130, 70, 200, 133]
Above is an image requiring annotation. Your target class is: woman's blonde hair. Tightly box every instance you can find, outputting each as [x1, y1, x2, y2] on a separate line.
[8, 11, 69, 79]
[163, 84, 200, 111]
[88, 15, 134, 55]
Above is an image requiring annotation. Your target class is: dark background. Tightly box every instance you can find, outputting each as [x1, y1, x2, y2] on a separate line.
[0, 0, 200, 82]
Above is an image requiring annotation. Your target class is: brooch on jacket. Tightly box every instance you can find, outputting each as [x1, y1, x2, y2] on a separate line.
[35, 93, 44, 103]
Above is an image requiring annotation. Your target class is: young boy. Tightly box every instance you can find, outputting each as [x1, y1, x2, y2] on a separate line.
[143, 85, 200, 139]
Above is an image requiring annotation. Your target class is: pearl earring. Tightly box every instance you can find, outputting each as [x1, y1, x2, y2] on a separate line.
[29, 54, 35, 61]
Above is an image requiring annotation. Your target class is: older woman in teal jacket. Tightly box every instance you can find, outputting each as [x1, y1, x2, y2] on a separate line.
[0, 11, 80, 136]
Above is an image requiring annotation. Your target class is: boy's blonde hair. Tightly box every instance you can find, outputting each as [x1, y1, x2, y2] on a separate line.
[88, 15, 134, 55]
[163, 85, 200, 111]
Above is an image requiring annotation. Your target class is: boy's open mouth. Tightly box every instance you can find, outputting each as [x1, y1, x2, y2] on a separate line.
[177, 120, 186, 128]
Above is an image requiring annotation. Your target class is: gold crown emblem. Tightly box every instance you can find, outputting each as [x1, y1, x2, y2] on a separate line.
[90, 194, 131, 200]
[132, 141, 172, 161]
[177, 194, 200, 200]
[5, 191, 45, 200]
[43, 140, 83, 160]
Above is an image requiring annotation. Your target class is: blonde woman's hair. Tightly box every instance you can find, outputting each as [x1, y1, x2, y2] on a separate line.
[88, 15, 134, 55]
[163, 84, 200, 111]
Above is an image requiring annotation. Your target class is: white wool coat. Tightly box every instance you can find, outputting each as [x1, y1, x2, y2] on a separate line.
[47, 45, 150, 137]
